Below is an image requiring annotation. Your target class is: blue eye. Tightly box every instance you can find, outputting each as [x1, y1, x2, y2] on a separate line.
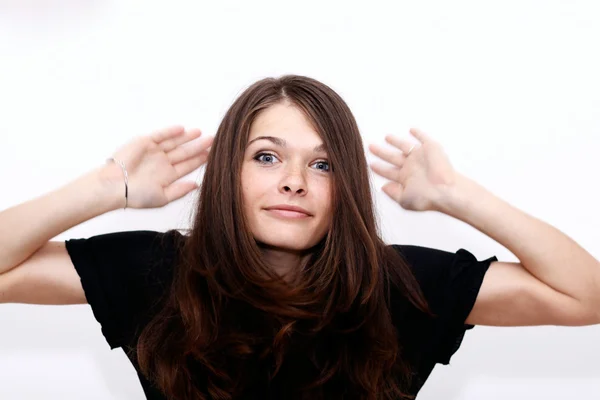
[312, 161, 331, 172]
[253, 152, 330, 172]
[254, 152, 280, 165]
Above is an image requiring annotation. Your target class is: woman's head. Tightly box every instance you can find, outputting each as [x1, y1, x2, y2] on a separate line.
[204, 75, 374, 259]
[137, 75, 430, 400]
[241, 102, 333, 253]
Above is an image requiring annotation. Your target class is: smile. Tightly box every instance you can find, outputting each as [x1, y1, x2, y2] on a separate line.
[264, 209, 312, 219]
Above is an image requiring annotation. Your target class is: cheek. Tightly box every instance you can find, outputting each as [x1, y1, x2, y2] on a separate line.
[241, 167, 272, 208]
[314, 180, 334, 218]
[240, 168, 257, 213]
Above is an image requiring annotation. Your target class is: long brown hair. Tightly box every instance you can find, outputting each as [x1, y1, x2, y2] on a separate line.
[137, 75, 430, 399]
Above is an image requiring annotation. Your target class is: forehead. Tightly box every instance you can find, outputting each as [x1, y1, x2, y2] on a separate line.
[248, 103, 322, 144]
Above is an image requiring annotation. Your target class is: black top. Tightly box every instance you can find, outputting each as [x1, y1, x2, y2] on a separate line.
[65, 230, 497, 399]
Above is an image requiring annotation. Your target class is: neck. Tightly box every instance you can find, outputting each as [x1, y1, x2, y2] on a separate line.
[257, 243, 312, 277]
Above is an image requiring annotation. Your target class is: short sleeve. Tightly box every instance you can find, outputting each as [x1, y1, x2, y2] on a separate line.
[391, 244, 498, 365]
[64, 229, 184, 349]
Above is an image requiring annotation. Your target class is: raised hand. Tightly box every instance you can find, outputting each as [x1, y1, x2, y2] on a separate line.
[368, 128, 457, 212]
[101, 126, 213, 209]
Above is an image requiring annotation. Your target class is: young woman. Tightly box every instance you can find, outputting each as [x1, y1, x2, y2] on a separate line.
[0, 75, 598, 399]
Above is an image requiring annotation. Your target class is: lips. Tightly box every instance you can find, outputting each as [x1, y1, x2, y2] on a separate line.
[264, 204, 312, 217]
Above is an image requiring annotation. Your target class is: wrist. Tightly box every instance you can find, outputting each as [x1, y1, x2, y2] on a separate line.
[90, 163, 128, 212]
[433, 173, 482, 218]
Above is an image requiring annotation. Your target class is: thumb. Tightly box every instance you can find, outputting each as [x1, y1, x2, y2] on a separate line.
[382, 182, 404, 204]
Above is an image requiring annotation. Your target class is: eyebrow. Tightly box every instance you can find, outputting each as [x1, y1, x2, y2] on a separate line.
[247, 136, 327, 153]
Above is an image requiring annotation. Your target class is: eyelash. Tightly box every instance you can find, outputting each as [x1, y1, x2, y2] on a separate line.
[254, 152, 331, 172]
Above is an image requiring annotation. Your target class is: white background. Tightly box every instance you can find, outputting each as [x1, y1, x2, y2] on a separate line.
[1, 0, 599, 399]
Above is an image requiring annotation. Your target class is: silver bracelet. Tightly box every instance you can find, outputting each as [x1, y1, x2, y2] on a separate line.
[106, 157, 128, 210]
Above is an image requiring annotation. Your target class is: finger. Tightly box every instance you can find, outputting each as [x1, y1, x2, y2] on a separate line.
[381, 182, 404, 203]
[173, 153, 209, 178]
[151, 126, 185, 144]
[368, 143, 406, 167]
[384, 135, 418, 155]
[167, 135, 214, 165]
[409, 128, 431, 143]
[164, 181, 199, 203]
[369, 161, 401, 182]
[160, 128, 202, 152]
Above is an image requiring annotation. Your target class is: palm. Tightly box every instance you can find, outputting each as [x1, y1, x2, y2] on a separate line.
[106, 126, 213, 209]
[369, 128, 457, 212]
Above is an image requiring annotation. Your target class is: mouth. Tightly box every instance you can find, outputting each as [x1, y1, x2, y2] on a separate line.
[264, 205, 312, 219]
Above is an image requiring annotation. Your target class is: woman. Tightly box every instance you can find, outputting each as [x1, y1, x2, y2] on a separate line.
[0, 75, 598, 399]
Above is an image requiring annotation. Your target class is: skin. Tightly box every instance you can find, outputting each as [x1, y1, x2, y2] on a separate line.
[240, 103, 333, 276]
[2, 112, 599, 326]
[369, 129, 600, 326]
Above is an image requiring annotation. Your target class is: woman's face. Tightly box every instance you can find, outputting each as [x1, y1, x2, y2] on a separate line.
[241, 102, 333, 252]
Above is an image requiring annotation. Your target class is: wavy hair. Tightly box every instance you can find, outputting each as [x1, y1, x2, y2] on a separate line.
[136, 75, 430, 399]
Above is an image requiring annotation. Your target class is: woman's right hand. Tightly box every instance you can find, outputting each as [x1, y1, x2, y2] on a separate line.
[100, 126, 214, 209]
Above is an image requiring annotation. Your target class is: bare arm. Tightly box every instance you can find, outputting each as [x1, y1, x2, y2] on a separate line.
[0, 166, 122, 304]
[440, 175, 600, 326]
[370, 128, 600, 326]
[0, 167, 122, 276]
[0, 242, 87, 304]
[0, 126, 212, 304]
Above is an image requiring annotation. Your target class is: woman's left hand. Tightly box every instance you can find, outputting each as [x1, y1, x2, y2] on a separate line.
[369, 128, 458, 212]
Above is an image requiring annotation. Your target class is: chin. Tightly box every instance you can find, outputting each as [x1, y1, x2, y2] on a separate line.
[255, 232, 324, 253]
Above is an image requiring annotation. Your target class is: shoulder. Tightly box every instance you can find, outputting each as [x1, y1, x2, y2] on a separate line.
[64, 229, 188, 349]
[66, 229, 187, 292]
[66, 229, 186, 273]
[66, 229, 186, 257]
[389, 244, 496, 304]
[386, 243, 497, 366]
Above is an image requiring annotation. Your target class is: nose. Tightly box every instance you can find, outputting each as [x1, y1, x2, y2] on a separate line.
[279, 167, 307, 196]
